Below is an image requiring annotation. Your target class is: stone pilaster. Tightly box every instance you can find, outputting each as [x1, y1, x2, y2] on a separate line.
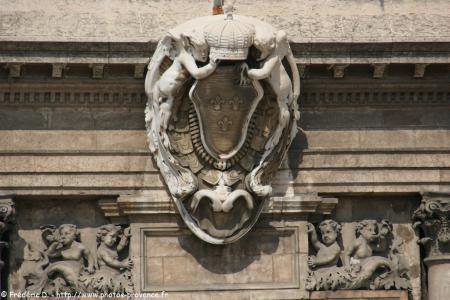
[412, 193, 450, 300]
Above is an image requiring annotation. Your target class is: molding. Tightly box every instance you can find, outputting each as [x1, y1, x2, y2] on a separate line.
[301, 88, 450, 108]
[98, 193, 338, 217]
[0, 84, 146, 107]
[1, 41, 449, 65]
[1, 81, 448, 109]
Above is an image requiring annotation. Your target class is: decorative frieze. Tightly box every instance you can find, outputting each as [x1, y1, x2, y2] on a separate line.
[19, 223, 134, 295]
[0, 88, 146, 107]
[306, 219, 410, 292]
[301, 90, 450, 108]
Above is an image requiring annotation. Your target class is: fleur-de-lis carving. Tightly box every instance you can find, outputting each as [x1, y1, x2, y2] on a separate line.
[217, 116, 232, 132]
[229, 95, 242, 111]
[210, 96, 223, 111]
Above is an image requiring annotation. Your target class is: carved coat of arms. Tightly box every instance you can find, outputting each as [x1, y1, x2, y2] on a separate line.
[145, 6, 300, 244]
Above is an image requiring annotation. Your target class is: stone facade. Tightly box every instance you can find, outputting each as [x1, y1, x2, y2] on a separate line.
[0, 0, 449, 299]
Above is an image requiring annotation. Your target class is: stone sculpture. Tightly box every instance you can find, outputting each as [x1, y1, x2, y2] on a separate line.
[412, 193, 450, 300]
[0, 199, 15, 284]
[19, 224, 134, 295]
[89, 225, 134, 293]
[306, 219, 410, 291]
[412, 193, 450, 258]
[145, 4, 300, 244]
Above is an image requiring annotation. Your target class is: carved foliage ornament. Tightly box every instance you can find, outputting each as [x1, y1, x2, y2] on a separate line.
[145, 6, 300, 244]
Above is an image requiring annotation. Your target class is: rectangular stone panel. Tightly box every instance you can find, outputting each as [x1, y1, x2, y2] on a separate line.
[141, 227, 299, 292]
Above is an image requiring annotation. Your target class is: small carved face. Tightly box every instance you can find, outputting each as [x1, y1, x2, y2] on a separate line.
[360, 223, 378, 242]
[254, 36, 275, 61]
[320, 225, 338, 245]
[103, 231, 118, 247]
[191, 42, 209, 62]
[59, 226, 77, 246]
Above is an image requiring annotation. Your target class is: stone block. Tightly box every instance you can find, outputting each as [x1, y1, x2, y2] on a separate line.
[140, 227, 300, 292]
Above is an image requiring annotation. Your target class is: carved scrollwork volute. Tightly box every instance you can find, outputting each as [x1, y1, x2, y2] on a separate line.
[412, 193, 450, 258]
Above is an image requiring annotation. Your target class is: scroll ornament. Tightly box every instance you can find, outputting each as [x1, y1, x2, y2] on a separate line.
[412, 194, 450, 258]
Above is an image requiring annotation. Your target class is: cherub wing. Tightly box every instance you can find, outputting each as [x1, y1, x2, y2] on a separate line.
[144, 34, 173, 100]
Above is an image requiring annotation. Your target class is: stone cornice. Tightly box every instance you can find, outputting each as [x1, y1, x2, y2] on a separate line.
[98, 193, 338, 219]
[1, 41, 449, 65]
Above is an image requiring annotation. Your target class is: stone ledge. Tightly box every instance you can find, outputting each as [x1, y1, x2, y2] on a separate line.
[98, 193, 338, 218]
[1, 41, 449, 65]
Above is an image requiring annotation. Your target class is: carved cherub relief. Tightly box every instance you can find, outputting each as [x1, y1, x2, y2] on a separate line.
[306, 219, 411, 291]
[41, 224, 94, 290]
[307, 220, 342, 270]
[242, 30, 300, 152]
[89, 225, 134, 293]
[20, 223, 134, 295]
[145, 32, 218, 150]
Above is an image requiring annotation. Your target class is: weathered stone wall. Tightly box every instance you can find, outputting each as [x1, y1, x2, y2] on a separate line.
[0, 0, 449, 299]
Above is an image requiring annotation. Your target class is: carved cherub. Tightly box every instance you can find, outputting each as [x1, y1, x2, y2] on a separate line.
[42, 224, 94, 289]
[344, 219, 392, 266]
[241, 30, 300, 151]
[96, 225, 133, 272]
[90, 224, 134, 293]
[147, 32, 219, 149]
[307, 220, 342, 269]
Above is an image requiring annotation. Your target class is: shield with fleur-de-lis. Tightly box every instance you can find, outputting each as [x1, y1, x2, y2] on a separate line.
[189, 65, 263, 160]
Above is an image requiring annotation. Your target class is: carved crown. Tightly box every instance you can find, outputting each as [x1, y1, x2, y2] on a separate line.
[204, 9, 255, 60]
